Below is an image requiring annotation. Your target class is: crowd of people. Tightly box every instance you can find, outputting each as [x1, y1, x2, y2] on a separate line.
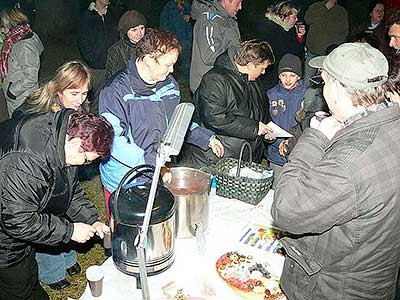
[0, 0, 400, 299]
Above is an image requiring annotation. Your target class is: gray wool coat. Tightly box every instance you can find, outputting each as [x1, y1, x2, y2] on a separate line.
[272, 103, 400, 300]
[3, 32, 43, 116]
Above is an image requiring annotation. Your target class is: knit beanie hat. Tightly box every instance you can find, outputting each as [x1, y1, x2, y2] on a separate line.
[118, 10, 146, 34]
[278, 54, 302, 77]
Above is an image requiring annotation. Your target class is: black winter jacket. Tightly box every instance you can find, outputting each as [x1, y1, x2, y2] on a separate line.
[78, 5, 121, 69]
[0, 110, 99, 267]
[253, 18, 305, 90]
[104, 33, 137, 82]
[188, 48, 271, 167]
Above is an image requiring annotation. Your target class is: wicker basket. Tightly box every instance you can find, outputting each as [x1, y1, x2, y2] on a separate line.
[214, 142, 273, 205]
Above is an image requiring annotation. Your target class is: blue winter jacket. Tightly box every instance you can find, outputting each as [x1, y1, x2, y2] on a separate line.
[99, 56, 213, 192]
[267, 80, 306, 166]
[160, 1, 193, 52]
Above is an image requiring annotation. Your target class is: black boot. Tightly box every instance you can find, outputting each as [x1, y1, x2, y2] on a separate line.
[47, 279, 71, 291]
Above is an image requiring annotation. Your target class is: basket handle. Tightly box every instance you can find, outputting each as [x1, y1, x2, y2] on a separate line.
[236, 142, 252, 177]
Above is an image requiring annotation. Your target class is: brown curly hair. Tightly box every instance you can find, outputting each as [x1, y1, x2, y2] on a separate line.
[135, 28, 181, 61]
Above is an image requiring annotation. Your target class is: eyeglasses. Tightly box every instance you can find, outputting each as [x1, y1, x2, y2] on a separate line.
[83, 151, 92, 165]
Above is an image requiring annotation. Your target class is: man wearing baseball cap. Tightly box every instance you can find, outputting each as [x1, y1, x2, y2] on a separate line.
[272, 42, 400, 299]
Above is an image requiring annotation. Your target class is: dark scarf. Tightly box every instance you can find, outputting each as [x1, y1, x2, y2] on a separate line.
[0, 23, 32, 81]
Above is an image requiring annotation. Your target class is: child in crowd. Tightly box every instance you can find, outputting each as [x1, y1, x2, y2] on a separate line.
[267, 53, 306, 185]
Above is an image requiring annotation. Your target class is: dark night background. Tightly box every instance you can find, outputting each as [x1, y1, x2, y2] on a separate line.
[0, 0, 370, 83]
[0, 0, 369, 41]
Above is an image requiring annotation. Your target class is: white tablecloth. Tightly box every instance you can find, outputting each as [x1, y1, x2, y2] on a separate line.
[81, 190, 284, 300]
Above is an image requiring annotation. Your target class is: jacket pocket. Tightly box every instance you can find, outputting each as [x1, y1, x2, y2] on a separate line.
[6, 82, 16, 100]
[282, 238, 322, 276]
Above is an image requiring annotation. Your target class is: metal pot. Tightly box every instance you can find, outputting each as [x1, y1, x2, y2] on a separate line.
[109, 165, 176, 276]
[165, 167, 210, 239]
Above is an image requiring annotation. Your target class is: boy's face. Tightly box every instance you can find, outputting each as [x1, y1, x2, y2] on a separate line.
[279, 71, 300, 90]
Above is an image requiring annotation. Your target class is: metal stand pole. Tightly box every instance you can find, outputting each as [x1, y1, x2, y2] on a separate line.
[134, 163, 163, 300]
[132, 103, 194, 300]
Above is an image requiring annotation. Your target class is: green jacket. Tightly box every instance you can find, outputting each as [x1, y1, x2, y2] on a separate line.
[305, 1, 349, 55]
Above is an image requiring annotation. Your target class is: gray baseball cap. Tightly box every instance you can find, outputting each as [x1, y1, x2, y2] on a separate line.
[308, 42, 388, 89]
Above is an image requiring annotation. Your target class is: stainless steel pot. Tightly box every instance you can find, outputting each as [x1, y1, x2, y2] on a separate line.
[109, 165, 176, 276]
[165, 167, 211, 239]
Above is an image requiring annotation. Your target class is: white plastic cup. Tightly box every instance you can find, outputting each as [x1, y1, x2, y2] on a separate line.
[295, 21, 305, 36]
[103, 224, 111, 249]
[86, 265, 104, 297]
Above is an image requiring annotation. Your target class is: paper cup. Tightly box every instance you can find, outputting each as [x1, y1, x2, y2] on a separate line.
[86, 265, 104, 297]
[295, 21, 305, 34]
[103, 224, 111, 249]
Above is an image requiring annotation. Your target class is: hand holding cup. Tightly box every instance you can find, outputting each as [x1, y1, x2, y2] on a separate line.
[313, 116, 342, 140]
[92, 221, 105, 239]
[71, 223, 96, 243]
[296, 22, 306, 37]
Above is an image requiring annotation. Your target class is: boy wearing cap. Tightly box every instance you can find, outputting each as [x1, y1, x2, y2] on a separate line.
[272, 43, 400, 299]
[105, 10, 147, 82]
[266, 53, 306, 182]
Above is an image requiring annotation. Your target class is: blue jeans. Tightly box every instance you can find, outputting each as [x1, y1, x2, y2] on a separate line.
[35, 250, 77, 284]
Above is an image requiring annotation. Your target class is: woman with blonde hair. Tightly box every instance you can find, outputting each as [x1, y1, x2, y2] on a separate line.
[254, 0, 305, 90]
[16, 60, 92, 114]
[0, 7, 43, 116]
[14, 60, 92, 291]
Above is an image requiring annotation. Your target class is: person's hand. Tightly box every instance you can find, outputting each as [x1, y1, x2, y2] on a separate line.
[160, 166, 172, 184]
[258, 122, 270, 136]
[162, 172, 172, 184]
[92, 221, 105, 239]
[279, 140, 289, 156]
[264, 128, 276, 141]
[325, 0, 336, 10]
[258, 122, 276, 140]
[209, 137, 224, 157]
[183, 15, 190, 22]
[71, 223, 96, 243]
[312, 116, 342, 140]
[259, 123, 276, 140]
